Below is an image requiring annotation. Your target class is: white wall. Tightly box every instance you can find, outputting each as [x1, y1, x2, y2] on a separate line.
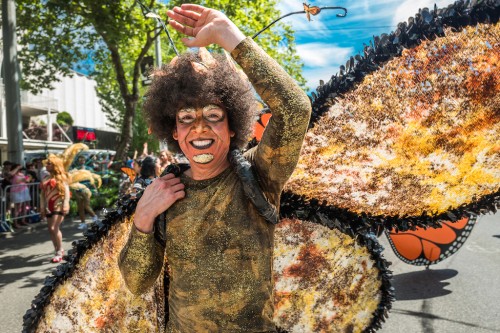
[41, 72, 114, 131]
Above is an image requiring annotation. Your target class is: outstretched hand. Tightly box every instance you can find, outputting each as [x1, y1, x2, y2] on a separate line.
[167, 4, 245, 52]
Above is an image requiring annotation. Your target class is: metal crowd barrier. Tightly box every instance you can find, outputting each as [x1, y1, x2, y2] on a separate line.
[1, 182, 42, 232]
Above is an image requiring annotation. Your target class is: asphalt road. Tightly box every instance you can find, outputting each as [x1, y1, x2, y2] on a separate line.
[0, 213, 499, 333]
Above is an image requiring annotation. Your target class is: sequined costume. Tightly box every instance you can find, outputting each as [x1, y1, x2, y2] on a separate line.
[119, 37, 311, 332]
[40, 178, 70, 217]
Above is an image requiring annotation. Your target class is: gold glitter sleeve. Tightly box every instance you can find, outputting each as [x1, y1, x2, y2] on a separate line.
[118, 222, 165, 295]
[231, 37, 311, 196]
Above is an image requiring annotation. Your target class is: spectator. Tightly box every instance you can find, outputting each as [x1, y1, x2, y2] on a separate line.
[1, 161, 13, 190]
[9, 164, 31, 228]
[33, 158, 50, 181]
[158, 149, 174, 175]
[75, 155, 93, 171]
[25, 162, 39, 217]
[40, 155, 70, 263]
[131, 156, 157, 198]
[71, 155, 99, 228]
[25, 162, 39, 182]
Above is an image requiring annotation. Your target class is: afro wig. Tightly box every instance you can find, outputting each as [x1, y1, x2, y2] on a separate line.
[143, 50, 257, 153]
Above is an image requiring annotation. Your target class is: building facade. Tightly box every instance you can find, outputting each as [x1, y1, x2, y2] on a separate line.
[0, 57, 119, 163]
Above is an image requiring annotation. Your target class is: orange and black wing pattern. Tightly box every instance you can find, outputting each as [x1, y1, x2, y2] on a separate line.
[303, 3, 321, 21]
[283, 2, 500, 232]
[253, 112, 272, 143]
[120, 167, 137, 183]
[385, 215, 477, 266]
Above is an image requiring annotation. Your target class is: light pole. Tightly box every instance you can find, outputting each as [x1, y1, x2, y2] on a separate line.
[154, 21, 162, 68]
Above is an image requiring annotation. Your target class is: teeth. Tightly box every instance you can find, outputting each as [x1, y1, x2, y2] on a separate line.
[191, 139, 214, 149]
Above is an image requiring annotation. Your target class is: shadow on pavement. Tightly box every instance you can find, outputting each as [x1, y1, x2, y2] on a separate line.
[0, 218, 87, 291]
[0, 219, 84, 254]
[391, 307, 500, 332]
[392, 269, 458, 301]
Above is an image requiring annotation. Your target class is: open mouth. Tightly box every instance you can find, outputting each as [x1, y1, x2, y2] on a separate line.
[190, 139, 214, 150]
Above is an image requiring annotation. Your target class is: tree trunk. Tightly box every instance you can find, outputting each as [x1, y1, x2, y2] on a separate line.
[116, 98, 138, 162]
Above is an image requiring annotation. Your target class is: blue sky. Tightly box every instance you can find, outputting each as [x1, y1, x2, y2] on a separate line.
[276, 0, 458, 90]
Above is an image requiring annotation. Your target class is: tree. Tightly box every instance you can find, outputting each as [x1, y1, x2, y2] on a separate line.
[56, 111, 74, 127]
[15, 0, 305, 161]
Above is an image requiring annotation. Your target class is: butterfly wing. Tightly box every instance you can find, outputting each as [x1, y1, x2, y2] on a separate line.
[23, 196, 392, 333]
[303, 3, 311, 21]
[285, 4, 500, 231]
[120, 166, 137, 183]
[308, 6, 321, 16]
[385, 215, 477, 266]
[254, 113, 272, 142]
[23, 196, 161, 332]
[273, 217, 392, 332]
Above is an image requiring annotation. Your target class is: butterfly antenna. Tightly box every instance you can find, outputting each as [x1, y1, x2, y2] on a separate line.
[137, 0, 179, 56]
[252, 5, 347, 39]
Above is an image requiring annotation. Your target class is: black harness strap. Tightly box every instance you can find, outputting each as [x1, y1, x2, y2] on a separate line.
[228, 149, 279, 225]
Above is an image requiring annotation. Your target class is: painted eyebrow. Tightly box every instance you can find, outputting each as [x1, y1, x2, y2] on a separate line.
[177, 107, 196, 114]
[202, 104, 223, 112]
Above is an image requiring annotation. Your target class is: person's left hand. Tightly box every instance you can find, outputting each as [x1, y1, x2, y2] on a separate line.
[63, 205, 69, 215]
[167, 4, 245, 52]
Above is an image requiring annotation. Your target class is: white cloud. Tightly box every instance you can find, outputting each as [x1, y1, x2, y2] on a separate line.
[392, 0, 457, 25]
[274, 0, 456, 89]
[295, 42, 353, 89]
[297, 42, 353, 67]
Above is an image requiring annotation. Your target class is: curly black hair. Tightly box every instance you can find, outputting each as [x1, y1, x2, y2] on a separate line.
[139, 156, 157, 178]
[143, 51, 257, 153]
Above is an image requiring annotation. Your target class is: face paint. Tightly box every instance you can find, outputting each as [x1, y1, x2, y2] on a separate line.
[173, 105, 234, 178]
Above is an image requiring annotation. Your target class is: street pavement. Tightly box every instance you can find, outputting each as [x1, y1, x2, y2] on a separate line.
[0, 213, 499, 333]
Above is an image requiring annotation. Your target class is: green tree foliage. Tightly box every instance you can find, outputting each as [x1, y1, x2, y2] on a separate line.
[15, 0, 305, 161]
[56, 111, 74, 126]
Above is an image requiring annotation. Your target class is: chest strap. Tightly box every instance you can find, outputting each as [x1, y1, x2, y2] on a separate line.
[228, 149, 279, 225]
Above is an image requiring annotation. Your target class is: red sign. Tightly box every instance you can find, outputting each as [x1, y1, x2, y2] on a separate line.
[74, 127, 96, 141]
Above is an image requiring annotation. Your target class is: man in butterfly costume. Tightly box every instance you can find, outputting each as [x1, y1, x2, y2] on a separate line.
[118, 4, 311, 332]
[23, 1, 500, 332]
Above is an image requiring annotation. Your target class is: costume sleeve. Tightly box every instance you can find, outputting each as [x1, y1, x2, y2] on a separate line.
[118, 223, 165, 295]
[231, 38, 311, 197]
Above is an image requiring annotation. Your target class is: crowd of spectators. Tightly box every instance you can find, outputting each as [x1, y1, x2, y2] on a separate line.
[0, 144, 181, 232]
[1, 159, 46, 229]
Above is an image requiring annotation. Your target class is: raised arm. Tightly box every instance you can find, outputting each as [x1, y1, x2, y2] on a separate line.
[168, 4, 312, 195]
[231, 39, 311, 194]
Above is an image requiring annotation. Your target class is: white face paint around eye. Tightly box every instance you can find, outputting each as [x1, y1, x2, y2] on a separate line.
[201, 104, 225, 123]
[177, 107, 197, 124]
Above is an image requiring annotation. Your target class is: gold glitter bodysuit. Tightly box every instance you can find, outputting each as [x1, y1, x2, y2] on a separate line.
[119, 37, 311, 333]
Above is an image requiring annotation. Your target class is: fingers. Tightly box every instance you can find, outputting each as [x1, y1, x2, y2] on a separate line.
[179, 4, 206, 14]
[168, 20, 195, 37]
[167, 8, 198, 28]
[173, 190, 185, 200]
[170, 183, 185, 193]
[160, 172, 176, 180]
[173, 5, 201, 21]
[180, 37, 200, 48]
[155, 173, 184, 191]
